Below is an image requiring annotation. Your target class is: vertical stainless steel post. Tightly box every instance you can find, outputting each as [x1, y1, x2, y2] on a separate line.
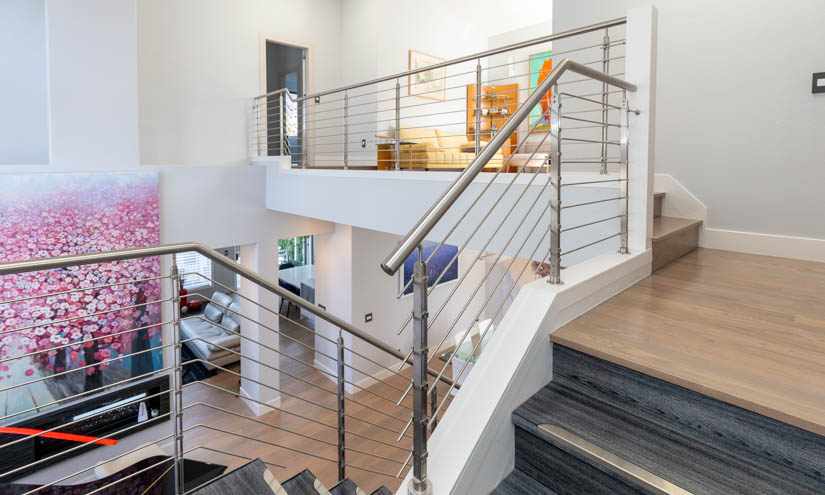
[395, 80, 401, 171]
[475, 61, 482, 155]
[408, 246, 432, 495]
[429, 383, 438, 431]
[549, 86, 563, 285]
[279, 94, 285, 157]
[343, 91, 349, 169]
[170, 260, 185, 493]
[619, 91, 629, 254]
[301, 97, 307, 169]
[600, 28, 611, 175]
[337, 329, 346, 482]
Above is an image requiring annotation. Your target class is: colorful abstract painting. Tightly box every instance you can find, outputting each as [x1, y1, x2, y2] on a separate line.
[401, 241, 459, 296]
[0, 173, 161, 420]
[528, 51, 553, 131]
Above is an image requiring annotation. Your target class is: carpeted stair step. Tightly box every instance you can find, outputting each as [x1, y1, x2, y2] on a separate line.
[191, 459, 286, 494]
[503, 344, 825, 494]
[492, 467, 559, 495]
[330, 477, 367, 495]
[282, 468, 330, 495]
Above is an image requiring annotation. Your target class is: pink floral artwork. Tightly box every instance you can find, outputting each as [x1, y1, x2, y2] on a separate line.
[0, 173, 161, 417]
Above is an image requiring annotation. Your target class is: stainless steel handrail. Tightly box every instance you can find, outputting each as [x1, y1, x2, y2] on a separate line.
[0, 241, 456, 388]
[380, 59, 637, 275]
[254, 17, 626, 103]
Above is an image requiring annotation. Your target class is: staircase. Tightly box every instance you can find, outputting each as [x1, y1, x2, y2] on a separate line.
[192, 460, 392, 495]
[651, 191, 702, 271]
[492, 345, 825, 494]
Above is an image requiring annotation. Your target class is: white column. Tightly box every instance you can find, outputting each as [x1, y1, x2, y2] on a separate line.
[239, 242, 280, 416]
[625, 4, 658, 254]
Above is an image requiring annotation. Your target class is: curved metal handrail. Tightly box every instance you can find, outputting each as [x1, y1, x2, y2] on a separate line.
[379, 59, 637, 275]
[254, 17, 627, 103]
[0, 242, 456, 388]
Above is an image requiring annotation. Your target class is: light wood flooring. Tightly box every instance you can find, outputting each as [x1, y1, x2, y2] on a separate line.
[176, 312, 453, 493]
[552, 248, 825, 436]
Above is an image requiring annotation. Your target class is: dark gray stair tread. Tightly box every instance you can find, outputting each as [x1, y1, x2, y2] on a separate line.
[331, 478, 362, 495]
[370, 486, 393, 495]
[192, 459, 280, 494]
[514, 382, 822, 495]
[551, 345, 825, 486]
[652, 215, 701, 241]
[492, 468, 559, 495]
[283, 468, 325, 495]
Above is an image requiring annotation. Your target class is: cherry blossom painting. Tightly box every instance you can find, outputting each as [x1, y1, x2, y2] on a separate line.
[0, 173, 161, 419]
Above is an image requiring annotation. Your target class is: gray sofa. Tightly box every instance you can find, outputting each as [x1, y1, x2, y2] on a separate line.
[181, 291, 241, 369]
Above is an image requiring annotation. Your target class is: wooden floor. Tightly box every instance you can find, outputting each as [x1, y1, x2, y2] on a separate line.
[552, 248, 825, 436]
[172, 312, 452, 493]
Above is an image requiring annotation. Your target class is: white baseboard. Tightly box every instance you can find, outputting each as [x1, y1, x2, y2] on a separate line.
[239, 385, 281, 416]
[700, 228, 825, 263]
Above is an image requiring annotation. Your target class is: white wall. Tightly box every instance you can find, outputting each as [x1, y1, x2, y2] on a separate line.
[137, 0, 343, 165]
[554, 0, 825, 241]
[0, 0, 50, 164]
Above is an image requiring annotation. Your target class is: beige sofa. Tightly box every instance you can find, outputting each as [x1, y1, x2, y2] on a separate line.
[393, 127, 504, 170]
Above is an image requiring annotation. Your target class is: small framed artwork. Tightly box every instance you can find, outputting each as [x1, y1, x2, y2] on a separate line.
[528, 50, 554, 131]
[400, 241, 459, 296]
[408, 50, 446, 101]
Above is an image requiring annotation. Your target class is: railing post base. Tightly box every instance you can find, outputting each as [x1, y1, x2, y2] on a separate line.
[408, 477, 433, 495]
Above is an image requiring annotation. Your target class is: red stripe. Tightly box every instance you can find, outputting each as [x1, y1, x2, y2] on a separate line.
[0, 427, 118, 446]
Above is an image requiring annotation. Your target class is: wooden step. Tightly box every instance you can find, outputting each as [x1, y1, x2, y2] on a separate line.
[653, 192, 665, 218]
[652, 216, 701, 271]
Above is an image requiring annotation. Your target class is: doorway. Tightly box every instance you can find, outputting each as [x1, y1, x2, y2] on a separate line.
[265, 41, 306, 163]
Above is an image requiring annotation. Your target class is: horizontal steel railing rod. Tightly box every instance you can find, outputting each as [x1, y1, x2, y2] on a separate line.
[428, 200, 553, 409]
[1, 412, 172, 486]
[345, 461, 403, 479]
[432, 219, 555, 420]
[562, 137, 620, 145]
[562, 178, 626, 187]
[345, 428, 413, 453]
[256, 17, 626, 102]
[561, 214, 626, 233]
[184, 446, 287, 470]
[183, 293, 412, 401]
[395, 119, 554, 332]
[0, 364, 172, 423]
[0, 343, 170, 394]
[343, 411, 412, 439]
[397, 451, 413, 477]
[562, 115, 621, 127]
[185, 424, 338, 464]
[482, 39, 626, 71]
[187, 380, 338, 432]
[0, 243, 457, 389]
[0, 296, 172, 337]
[345, 446, 407, 465]
[558, 72, 625, 87]
[181, 358, 337, 414]
[82, 456, 174, 495]
[561, 232, 622, 257]
[381, 58, 636, 275]
[0, 274, 168, 307]
[184, 401, 338, 447]
[562, 196, 626, 210]
[0, 389, 169, 452]
[0, 319, 172, 365]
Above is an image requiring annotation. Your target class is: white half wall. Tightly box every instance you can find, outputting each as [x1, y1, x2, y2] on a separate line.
[397, 249, 652, 495]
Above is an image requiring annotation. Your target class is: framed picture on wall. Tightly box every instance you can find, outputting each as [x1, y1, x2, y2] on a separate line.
[408, 50, 446, 101]
[528, 50, 554, 131]
[400, 241, 459, 296]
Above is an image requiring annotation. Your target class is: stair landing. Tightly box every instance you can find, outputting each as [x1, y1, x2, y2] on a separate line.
[551, 248, 825, 436]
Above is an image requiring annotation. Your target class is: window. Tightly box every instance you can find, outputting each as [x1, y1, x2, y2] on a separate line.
[176, 252, 212, 290]
[278, 235, 314, 267]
